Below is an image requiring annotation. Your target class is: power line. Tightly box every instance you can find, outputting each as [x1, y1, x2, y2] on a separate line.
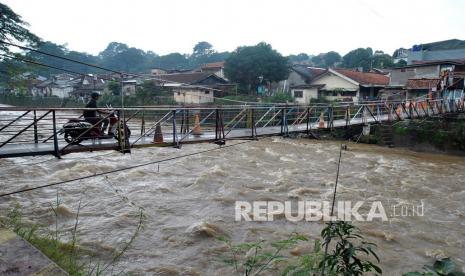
[0, 41, 260, 105]
[0, 53, 114, 81]
[0, 140, 254, 198]
[321, 143, 344, 276]
[0, 40, 125, 75]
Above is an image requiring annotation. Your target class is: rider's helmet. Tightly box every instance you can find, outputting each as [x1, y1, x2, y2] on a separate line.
[91, 92, 101, 99]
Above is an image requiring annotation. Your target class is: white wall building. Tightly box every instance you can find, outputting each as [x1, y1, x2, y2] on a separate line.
[173, 86, 216, 104]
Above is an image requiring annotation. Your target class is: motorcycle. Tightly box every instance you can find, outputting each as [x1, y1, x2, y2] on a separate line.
[61, 110, 131, 144]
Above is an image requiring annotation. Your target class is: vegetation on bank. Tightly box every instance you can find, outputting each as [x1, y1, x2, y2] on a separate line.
[217, 220, 382, 275]
[0, 195, 144, 275]
[392, 119, 465, 151]
[334, 118, 465, 153]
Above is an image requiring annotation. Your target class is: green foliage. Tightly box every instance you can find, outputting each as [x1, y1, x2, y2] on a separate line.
[321, 221, 382, 275]
[107, 80, 121, 96]
[217, 221, 382, 275]
[324, 51, 342, 68]
[1, 197, 145, 276]
[262, 92, 294, 103]
[0, 203, 86, 275]
[372, 52, 394, 69]
[224, 42, 289, 94]
[395, 60, 408, 67]
[404, 258, 465, 276]
[0, 2, 40, 54]
[342, 48, 373, 71]
[394, 124, 409, 135]
[288, 53, 310, 64]
[217, 233, 308, 276]
[281, 240, 325, 276]
[214, 95, 258, 105]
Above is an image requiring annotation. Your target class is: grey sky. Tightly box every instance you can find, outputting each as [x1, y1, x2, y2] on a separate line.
[4, 0, 465, 57]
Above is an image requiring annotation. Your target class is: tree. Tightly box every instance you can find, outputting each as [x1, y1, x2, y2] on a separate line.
[288, 53, 310, 64]
[192, 41, 213, 58]
[324, 51, 341, 68]
[224, 42, 289, 94]
[157, 53, 189, 70]
[107, 80, 120, 96]
[371, 52, 394, 69]
[0, 3, 40, 53]
[311, 54, 324, 67]
[341, 47, 373, 71]
[98, 42, 147, 72]
[395, 59, 407, 67]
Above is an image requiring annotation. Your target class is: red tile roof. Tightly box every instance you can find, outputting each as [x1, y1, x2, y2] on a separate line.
[406, 78, 440, 89]
[333, 68, 389, 85]
[201, 62, 225, 69]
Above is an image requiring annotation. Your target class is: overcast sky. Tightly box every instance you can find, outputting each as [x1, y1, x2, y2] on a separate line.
[4, 0, 465, 57]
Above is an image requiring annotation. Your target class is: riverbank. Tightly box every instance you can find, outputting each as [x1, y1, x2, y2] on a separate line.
[320, 116, 465, 156]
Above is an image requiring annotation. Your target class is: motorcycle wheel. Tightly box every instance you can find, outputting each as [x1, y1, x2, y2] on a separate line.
[64, 130, 83, 144]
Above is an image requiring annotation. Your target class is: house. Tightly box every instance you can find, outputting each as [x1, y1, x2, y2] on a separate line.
[153, 72, 228, 86]
[393, 48, 408, 64]
[121, 80, 138, 96]
[150, 68, 168, 75]
[199, 62, 225, 79]
[290, 68, 389, 104]
[386, 59, 465, 100]
[32, 74, 107, 99]
[172, 85, 218, 104]
[276, 65, 326, 93]
[69, 75, 107, 100]
[389, 60, 463, 87]
[151, 72, 234, 101]
[407, 39, 465, 64]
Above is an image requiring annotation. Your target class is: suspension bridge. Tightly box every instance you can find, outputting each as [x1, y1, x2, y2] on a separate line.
[0, 96, 464, 159]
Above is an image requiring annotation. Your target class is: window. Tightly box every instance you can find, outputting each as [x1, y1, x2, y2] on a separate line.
[294, 90, 303, 98]
[205, 91, 210, 94]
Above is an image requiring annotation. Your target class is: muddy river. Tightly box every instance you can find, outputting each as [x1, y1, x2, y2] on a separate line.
[1, 138, 464, 275]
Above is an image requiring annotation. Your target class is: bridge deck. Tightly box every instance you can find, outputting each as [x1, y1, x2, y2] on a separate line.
[0, 99, 463, 158]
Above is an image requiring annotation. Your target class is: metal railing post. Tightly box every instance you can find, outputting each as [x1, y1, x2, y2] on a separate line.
[172, 109, 179, 148]
[306, 107, 311, 135]
[33, 110, 38, 144]
[250, 108, 257, 139]
[52, 110, 60, 158]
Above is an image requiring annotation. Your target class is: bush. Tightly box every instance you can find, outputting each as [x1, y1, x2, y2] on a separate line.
[262, 92, 294, 103]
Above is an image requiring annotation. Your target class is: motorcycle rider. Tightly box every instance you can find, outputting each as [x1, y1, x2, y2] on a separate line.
[83, 92, 110, 135]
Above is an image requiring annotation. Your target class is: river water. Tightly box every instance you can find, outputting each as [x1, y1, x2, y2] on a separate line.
[0, 137, 464, 275]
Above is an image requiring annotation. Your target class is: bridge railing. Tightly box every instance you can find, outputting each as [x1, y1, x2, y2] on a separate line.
[0, 97, 464, 157]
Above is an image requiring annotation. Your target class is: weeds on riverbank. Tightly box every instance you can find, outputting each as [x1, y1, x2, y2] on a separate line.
[403, 258, 465, 276]
[0, 192, 145, 276]
[217, 221, 382, 275]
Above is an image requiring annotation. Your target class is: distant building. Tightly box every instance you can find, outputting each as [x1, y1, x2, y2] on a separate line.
[290, 68, 389, 103]
[276, 65, 326, 93]
[121, 80, 138, 96]
[393, 48, 408, 63]
[407, 39, 465, 64]
[150, 68, 168, 75]
[199, 62, 225, 79]
[385, 59, 465, 99]
[173, 86, 218, 104]
[134, 72, 230, 104]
